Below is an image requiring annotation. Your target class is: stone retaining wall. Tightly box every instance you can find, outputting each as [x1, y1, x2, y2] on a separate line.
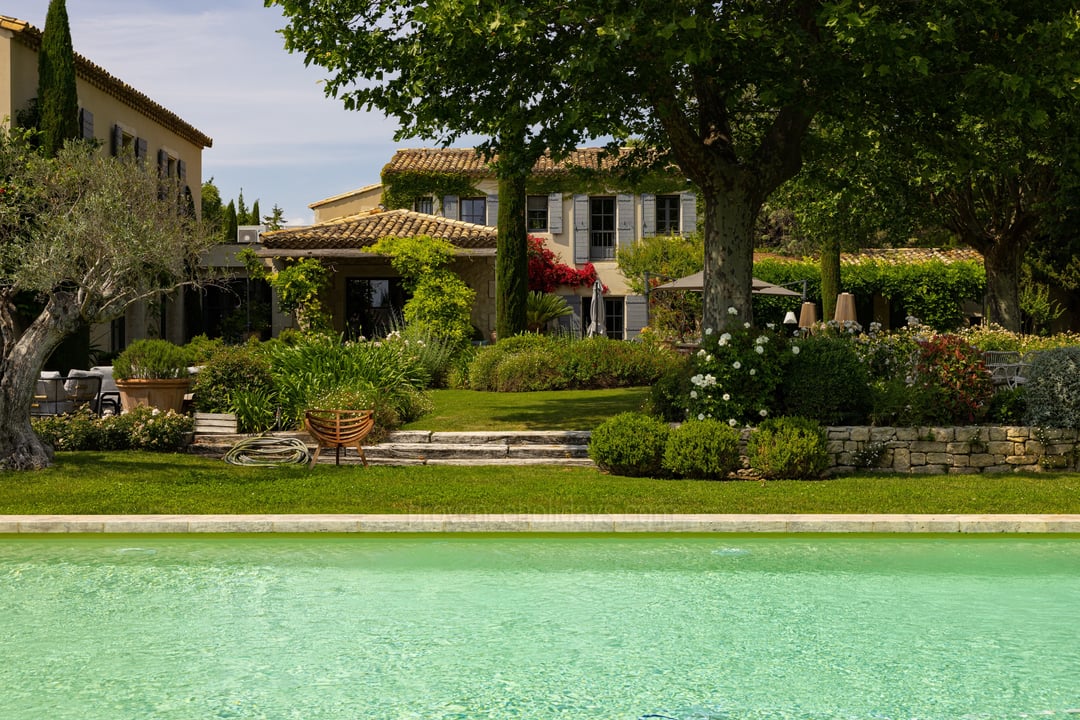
[823, 426, 1080, 474]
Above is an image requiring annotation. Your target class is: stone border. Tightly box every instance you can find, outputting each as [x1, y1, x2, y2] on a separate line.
[2, 514, 1079, 534]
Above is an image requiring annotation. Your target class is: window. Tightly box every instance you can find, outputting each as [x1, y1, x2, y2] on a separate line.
[414, 197, 434, 214]
[527, 195, 548, 231]
[589, 196, 616, 260]
[460, 197, 486, 225]
[345, 277, 407, 339]
[656, 194, 681, 235]
[584, 296, 624, 340]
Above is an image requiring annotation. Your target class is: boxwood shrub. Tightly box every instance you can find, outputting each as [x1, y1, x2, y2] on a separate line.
[588, 412, 670, 477]
[662, 419, 740, 480]
[746, 416, 829, 480]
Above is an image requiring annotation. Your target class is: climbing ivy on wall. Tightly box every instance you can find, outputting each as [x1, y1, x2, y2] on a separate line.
[380, 171, 479, 210]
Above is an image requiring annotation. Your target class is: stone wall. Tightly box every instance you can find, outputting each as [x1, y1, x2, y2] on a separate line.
[824, 426, 1080, 475]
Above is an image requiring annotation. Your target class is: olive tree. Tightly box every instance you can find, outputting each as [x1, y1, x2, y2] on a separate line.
[0, 134, 214, 470]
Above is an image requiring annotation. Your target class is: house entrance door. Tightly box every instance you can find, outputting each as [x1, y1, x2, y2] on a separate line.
[345, 278, 406, 339]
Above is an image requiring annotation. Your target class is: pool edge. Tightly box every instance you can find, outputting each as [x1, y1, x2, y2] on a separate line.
[2, 513, 1080, 533]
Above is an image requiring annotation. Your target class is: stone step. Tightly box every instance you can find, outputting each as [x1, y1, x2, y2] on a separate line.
[192, 430, 595, 467]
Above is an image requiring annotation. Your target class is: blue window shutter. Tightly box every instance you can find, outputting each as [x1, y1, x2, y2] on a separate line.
[486, 193, 498, 226]
[157, 149, 168, 177]
[177, 159, 187, 182]
[80, 109, 94, 140]
[548, 193, 563, 234]
[573, 194, 589, 264]
[442, 195, 459, 219]
[680, 192, 697, 235]
[617, 193, 634, 249]
[135, 137, 148, 164]
[641, 194, 656, 238]
[557, 294, 582, 334]
[625, 295, 648, 339]
[110, 125, 123, 156]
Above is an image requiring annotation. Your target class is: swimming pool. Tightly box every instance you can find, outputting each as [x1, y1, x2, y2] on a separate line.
[1, 535, 1078, 719]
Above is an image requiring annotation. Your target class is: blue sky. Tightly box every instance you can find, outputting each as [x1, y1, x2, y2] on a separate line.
[4, 0, 446, 226]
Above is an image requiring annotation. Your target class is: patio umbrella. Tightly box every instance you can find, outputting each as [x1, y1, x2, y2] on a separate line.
[652, 271, 801, 297]
[586, 279, 606, 337]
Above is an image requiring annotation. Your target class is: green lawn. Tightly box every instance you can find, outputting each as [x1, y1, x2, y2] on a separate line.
[2, 452, 1080, 515]
[402, 387, 650, 431]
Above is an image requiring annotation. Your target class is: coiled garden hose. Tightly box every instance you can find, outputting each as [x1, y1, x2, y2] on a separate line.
[223, 436, 311, 466]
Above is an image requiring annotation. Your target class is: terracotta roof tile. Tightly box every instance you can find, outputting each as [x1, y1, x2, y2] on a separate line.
[260, 209, 498, 250]
[1, 16, 212, 148]
[382, 147, 649, 178]
[840, 247, 983, 265]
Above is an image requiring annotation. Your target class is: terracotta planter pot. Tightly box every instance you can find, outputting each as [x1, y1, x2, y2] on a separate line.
[115, 378, 192, 413]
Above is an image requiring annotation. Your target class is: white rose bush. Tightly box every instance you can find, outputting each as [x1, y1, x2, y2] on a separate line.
[682, 309, 792, 426]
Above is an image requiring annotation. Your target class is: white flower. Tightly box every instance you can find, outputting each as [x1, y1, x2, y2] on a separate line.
[759, 408, 769, 417]
[791, 345, 801, 355]
[727, 306, 739, 316]
[697, 349, 707, 357]
[703, 374, 717, 386]
[766, 323, 776, 330]
[718, 337, 729, 347]
[744, 322, 751, 329]
[755, 345, 764, 354]
[690, 390, 698, 399]
[722, 393, 731, 401]
[756, 335, 769, 345]
[728, 418, 737, 427]
[749, 368, 756, 376]
[691, 374, 703, 386]
[720, 333, 732, 342]
[706, 355, 713, 362]
[705, 327, 714, 335]
[732, 361, 741, 370]
[698, 413, 706, 421]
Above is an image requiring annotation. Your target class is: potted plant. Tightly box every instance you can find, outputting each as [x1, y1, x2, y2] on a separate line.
[112, 339, 192, 413]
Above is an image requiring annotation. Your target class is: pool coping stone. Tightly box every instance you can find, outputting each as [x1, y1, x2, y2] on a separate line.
[2, 514, 1080, 534]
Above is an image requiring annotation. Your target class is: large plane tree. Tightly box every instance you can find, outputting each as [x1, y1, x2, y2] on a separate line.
[0, 135, 213, 470]
[269, 0, 621, 339]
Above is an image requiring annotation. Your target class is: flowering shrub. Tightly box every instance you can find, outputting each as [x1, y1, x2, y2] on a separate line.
[681, 309, 790, 426]
[32, 407, 194, 452]
[527, 235, 599, 292]
[910, 334, 993, 424]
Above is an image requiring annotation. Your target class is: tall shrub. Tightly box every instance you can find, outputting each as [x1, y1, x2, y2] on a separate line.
[781, 335, 871, 425]
[371, 235, 475, 348]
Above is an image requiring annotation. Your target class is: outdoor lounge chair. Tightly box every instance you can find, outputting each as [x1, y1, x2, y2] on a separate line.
[303, 409, 375, 467]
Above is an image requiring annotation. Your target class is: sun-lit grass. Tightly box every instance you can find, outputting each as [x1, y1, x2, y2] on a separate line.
[402, 387, 651, 431]
[2, 452, 1080, 515]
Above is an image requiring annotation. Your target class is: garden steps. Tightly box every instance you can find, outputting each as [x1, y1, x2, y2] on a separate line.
[192, 430, 594, 467]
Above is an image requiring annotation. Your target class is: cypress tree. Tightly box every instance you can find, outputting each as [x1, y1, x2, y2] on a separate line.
[38, 0, 80, 157]
[223, 200, 238, 243]
[250, 200, 261, 227]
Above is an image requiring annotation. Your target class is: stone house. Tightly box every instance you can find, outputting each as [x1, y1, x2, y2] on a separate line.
[0, 14, 213, 354]
[261, 147, 698, 340]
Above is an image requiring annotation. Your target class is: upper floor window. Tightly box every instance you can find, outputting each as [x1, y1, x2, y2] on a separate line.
[527, 195, 548, 231]
[460, 197, 486, 225]
[656, 194, 681, 235]
[589, 196, 616, 260]
[414, 197, 434, 215]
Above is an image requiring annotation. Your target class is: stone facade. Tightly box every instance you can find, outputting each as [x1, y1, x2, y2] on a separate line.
[821, 426, 1080, 475]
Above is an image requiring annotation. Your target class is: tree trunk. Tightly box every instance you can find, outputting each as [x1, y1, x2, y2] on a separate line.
[982, 238, 1025, 332]
[820, 233, 841, 322]
[0, 294, 81, 470]
[701, 186, 760, 331]
[495, 173, 528, 341]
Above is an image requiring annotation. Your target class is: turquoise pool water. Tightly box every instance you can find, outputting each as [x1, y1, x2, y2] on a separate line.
[1, 535, 1078, 719]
